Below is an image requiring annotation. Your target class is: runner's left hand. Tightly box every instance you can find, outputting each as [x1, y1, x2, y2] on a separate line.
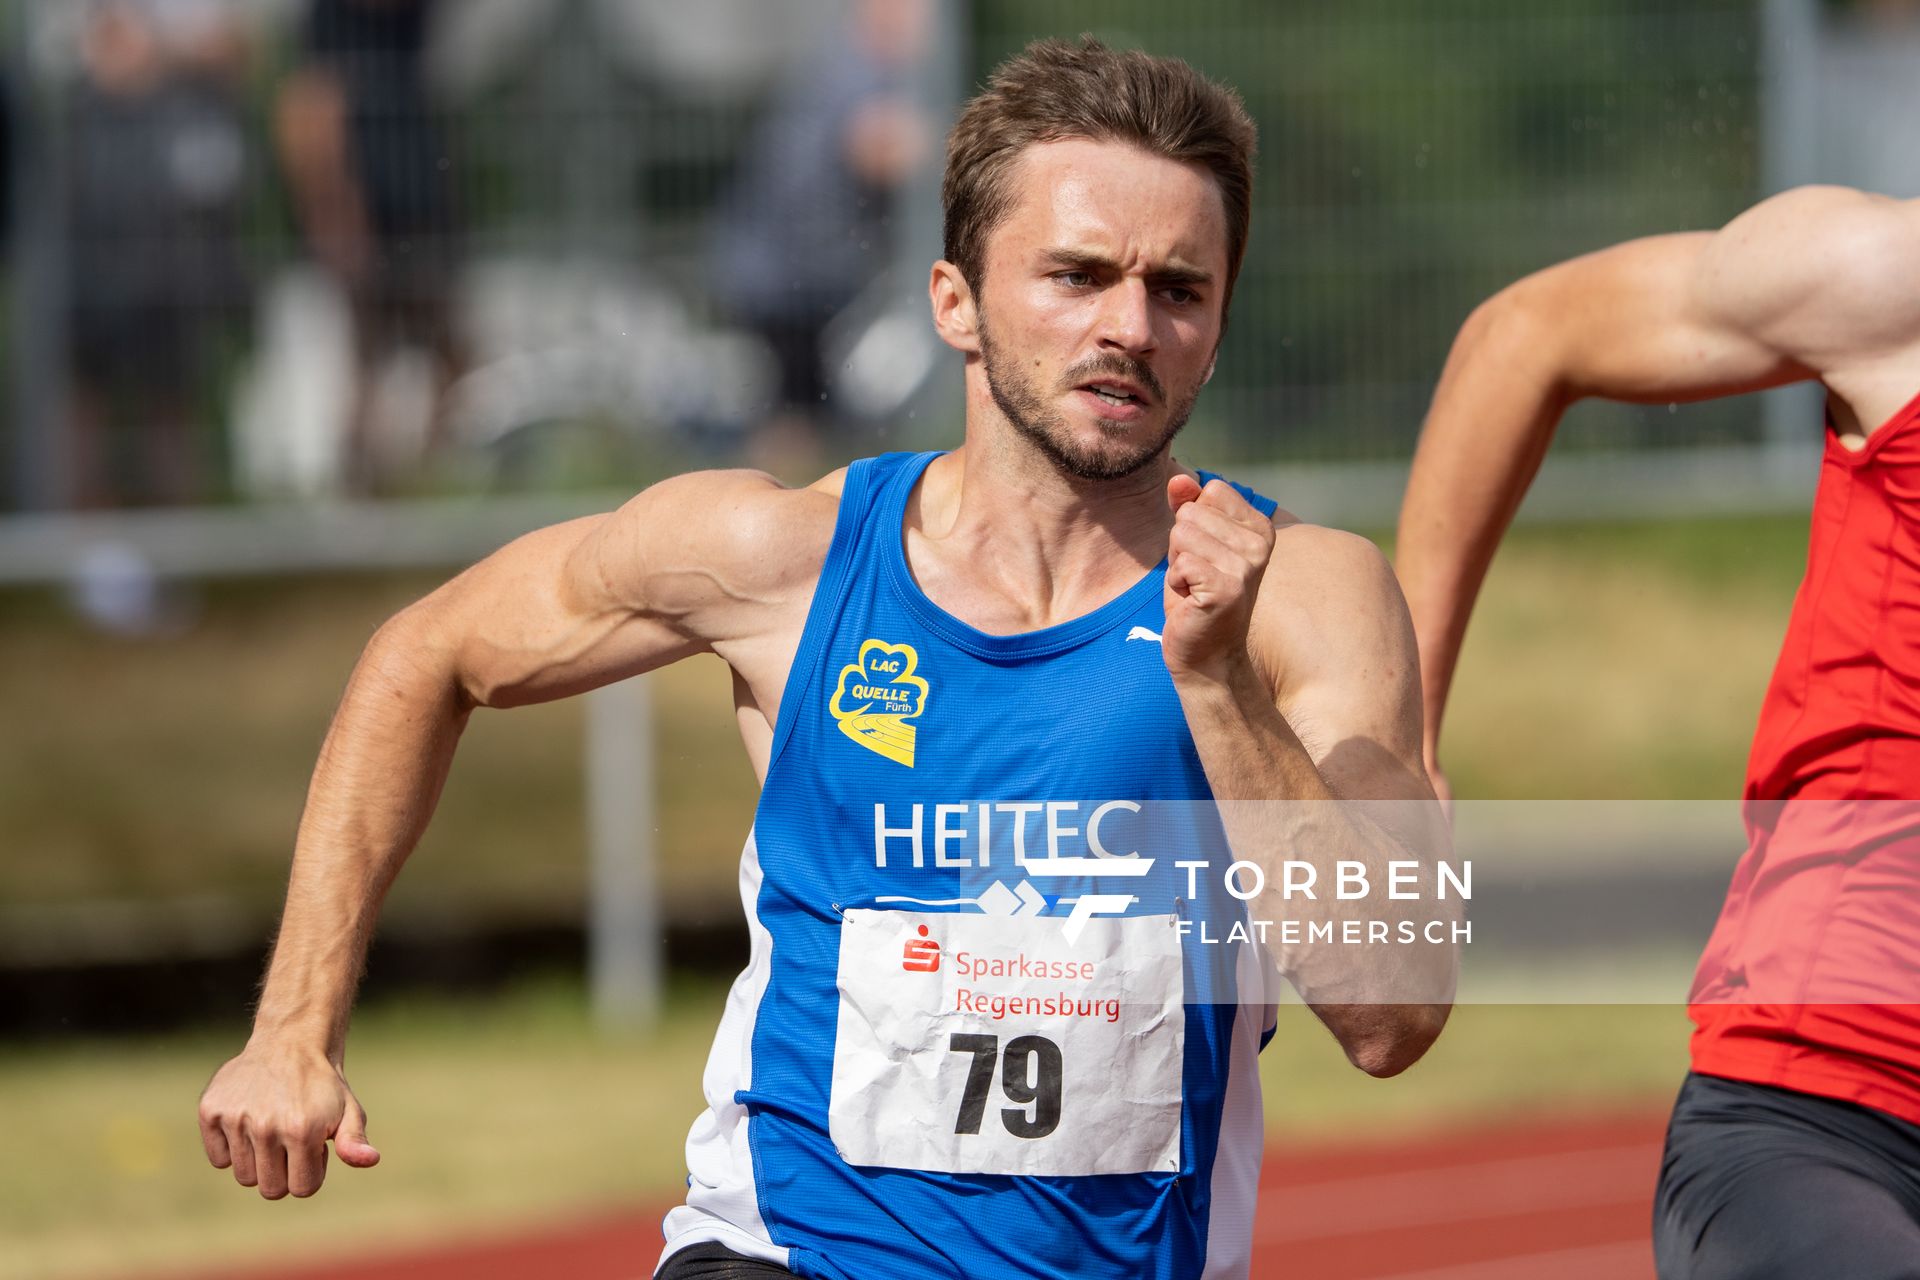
[1162, 475, 1275, 682]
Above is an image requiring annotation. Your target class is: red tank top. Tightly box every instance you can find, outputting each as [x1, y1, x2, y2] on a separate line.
[1689, 389, 1920, 1124]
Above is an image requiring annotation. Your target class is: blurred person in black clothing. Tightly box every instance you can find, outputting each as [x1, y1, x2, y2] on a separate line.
[1, 70, 13, 252]
[275, 0, 461, 494]
[710, 0, 934, 473]
[64, 1, 250, 507]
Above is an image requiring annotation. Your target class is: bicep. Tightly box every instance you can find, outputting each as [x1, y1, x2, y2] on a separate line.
[1261, 533, 1430, 802]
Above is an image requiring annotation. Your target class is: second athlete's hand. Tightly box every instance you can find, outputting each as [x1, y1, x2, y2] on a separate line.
[1162, 475, 1276, 683]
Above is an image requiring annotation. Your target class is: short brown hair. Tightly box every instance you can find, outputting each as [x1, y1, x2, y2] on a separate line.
[942, 37, 1258, 313]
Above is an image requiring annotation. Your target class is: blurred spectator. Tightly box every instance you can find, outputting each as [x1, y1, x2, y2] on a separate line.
[275, 0, 462, 495]
[64, 0, 251, 508]
[1, 69, 13, 252]
[710, 0, 933, 471]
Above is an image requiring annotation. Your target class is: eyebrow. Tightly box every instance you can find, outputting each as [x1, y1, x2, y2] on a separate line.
[1040, 248, 1214, 289]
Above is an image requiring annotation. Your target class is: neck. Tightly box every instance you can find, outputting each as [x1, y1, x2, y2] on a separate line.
[903, 383, 1185, 629]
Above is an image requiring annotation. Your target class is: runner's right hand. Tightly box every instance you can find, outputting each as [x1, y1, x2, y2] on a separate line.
[198, 1042, 379, 1199]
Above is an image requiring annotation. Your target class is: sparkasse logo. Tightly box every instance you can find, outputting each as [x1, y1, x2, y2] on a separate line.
[902, 924, 941, 972]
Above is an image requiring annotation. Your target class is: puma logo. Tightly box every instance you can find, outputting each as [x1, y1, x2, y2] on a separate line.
[1126, 626, 1162, 644]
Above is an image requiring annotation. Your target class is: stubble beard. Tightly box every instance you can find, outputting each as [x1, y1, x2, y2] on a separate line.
[979, 320, 1201, 483]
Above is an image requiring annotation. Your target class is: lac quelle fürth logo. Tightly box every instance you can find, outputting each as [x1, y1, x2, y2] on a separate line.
[830, 639, 930, 767]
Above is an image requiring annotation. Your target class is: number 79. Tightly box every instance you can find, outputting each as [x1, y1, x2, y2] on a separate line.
[949, 1033, 1063, 1138]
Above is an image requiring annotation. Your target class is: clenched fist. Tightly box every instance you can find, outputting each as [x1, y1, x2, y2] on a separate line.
[198, 1041, 379, 1199]
[1162, 475, 1276, 682]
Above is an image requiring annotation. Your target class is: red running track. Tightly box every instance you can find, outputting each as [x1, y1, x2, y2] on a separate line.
[189, 1111, 1668, 1280]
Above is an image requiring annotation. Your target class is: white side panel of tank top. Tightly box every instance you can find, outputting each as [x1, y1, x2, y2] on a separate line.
[1200, 934, 1278, 1280]
[656, 829, 790, 1273]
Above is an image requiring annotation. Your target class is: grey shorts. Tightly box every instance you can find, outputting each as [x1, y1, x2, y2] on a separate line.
[1654, 1072, 1920, 1280]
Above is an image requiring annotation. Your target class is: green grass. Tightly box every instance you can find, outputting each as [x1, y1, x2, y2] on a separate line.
[1423, 515, 1808, 798]
[0, 975, 1688, 1280]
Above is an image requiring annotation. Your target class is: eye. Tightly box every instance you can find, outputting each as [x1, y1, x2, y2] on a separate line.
[1161, 286, 1200, 306]
[1053, 269, 1094, 289]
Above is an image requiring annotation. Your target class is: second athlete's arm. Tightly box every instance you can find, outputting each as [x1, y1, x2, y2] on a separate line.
[1389, 188, 1883, 786]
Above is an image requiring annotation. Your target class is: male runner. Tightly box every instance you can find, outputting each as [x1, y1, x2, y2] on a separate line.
[1397, 184, 1920, 1278]
[201, 39, 1448, 1278]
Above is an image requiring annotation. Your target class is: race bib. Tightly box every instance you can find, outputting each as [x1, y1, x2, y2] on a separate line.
[827, 908, 1185, 1176]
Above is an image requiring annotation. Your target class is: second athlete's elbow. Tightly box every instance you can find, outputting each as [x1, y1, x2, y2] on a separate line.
[365, 605, 471, 709]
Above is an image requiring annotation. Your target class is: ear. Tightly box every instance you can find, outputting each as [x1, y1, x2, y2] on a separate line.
[930, 260, 981, 354]
[1201, 351, 1217, 386]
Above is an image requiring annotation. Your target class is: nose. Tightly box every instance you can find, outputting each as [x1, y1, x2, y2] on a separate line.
[1095, 277, 1155, 356]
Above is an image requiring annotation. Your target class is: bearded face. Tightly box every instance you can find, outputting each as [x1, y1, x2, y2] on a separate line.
[979, 318, 1202, 481]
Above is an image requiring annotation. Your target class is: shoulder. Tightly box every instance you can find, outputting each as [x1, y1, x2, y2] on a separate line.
[1718, 184, 1893, 241]
[1701, 186, 1897, 292]
[1249, 520, 1426, 790]
[1252, 520, 1417, 707]
[1258, 521, 1408, 654]
[624, 464, 841, 544]
[620, 464, 846, 513]
[593, 466, 847, 617]
[1703, 185, 1920, 363]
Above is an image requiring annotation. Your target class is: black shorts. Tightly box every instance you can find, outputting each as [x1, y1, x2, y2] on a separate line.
[1654, 1072, 1920, 1280]
[655, 1242, 794, 1278]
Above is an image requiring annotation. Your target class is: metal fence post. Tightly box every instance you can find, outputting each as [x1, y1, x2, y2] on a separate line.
[586, 674, 661, 1030]
[7, 0, 69, 511]
[1759, 0, 1822, 470]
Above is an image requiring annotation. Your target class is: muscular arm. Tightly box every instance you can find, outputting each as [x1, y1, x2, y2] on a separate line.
[1394, 185, 1920, 783]
[1165, 478, 1450, 1077]
[200, 470, 834, 1198]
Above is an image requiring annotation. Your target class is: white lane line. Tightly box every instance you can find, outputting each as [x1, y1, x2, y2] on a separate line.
[1253, 1143, 1659, 1243]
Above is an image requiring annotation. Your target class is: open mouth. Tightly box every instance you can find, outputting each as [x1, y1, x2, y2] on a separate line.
[1082, 382, 1147, 409]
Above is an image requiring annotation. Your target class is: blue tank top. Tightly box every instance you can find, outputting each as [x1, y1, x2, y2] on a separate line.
[662, 451, 1281, 1280]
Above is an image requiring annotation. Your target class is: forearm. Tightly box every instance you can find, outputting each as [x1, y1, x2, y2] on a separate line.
[1174, 657, 1455, 1074]
[251, 614, 472, 1062]
[1396, 295, 1569, 756]
[1173, 657, 1330, 804]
